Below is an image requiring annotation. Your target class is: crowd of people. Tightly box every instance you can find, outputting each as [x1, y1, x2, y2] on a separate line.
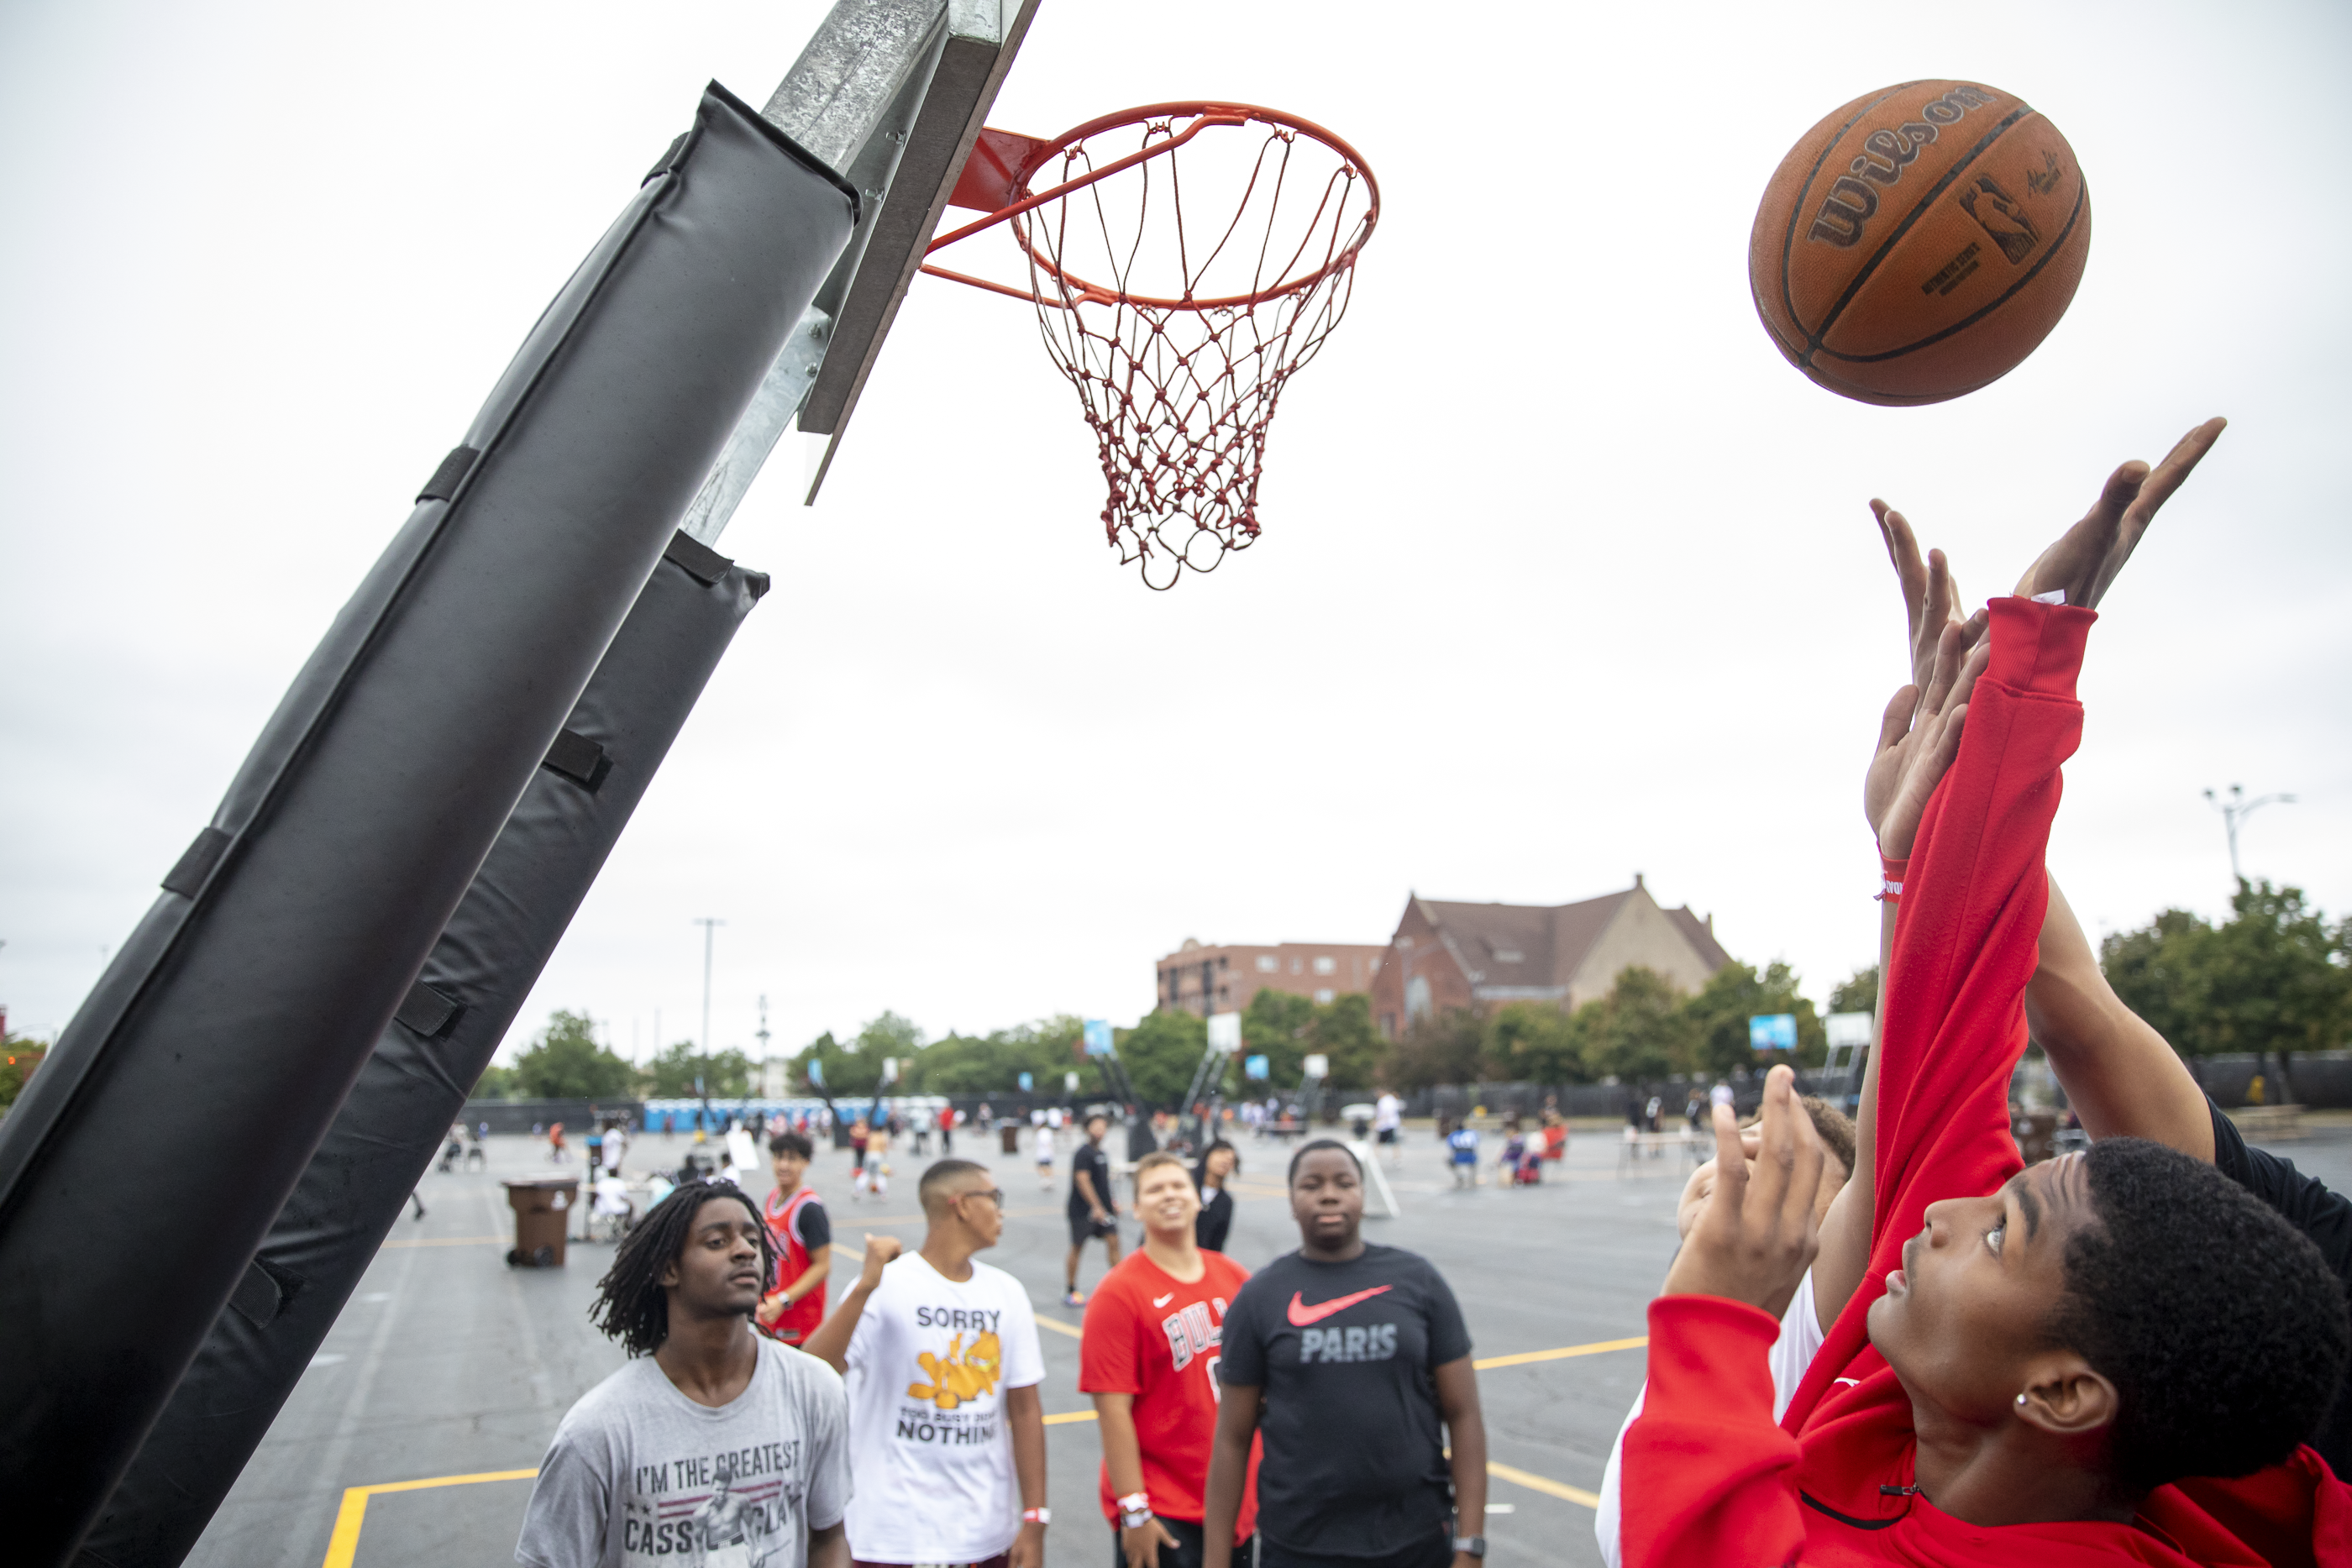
[515, 421, 2352, 1568]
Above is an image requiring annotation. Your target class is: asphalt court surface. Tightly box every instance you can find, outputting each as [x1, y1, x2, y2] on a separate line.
[186, 1122, 2352, 1568]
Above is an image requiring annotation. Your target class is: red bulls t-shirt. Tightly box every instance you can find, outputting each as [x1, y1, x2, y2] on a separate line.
[1079, 1249, 1261, 1538]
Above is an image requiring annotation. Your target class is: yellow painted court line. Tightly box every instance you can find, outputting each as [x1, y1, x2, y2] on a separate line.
[1035, 1314, 1084, 1340]
[322, 1467, 538, 1568]
[380, 1235, 507, 1248]
[1044, 1408, 1099, 1425]
[1486, 1460, 1601, 1509]
[1473, 1335, 1646, 1371]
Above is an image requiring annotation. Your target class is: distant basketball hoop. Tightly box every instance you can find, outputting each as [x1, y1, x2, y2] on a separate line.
[927, 103, 1379, 588]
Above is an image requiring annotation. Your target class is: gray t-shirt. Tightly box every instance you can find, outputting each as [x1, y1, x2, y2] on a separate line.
[516, 1338, 850, 1568]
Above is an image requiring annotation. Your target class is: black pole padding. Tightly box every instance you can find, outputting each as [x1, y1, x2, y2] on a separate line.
[77, 546, 768, 1568]
[0, 81, 851, 1566]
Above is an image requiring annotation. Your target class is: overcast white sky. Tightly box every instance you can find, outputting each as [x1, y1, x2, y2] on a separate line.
[3, 1, 2347, 1068]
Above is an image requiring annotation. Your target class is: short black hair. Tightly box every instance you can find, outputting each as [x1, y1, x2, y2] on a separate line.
[919, 1157, 990, 1216]
[2049, 1138, 2349, 1494]
[768, 1130, 813, 1159]
[590, 1181, 773, 1357]
[1288, 1137, 1362, 1183]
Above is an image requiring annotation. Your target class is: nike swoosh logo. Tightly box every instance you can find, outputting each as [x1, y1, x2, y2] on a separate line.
[1285, 1286, 1392, 1326]
[1152, 1293, 1175, 1308]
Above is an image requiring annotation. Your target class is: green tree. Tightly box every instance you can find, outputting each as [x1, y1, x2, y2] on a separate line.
[2197, 883, 2349, 1103]
[1580, 967, 1691, 1083]
[2100, 884, 2351, 1102]
[1116, 1009, 1210, 1106]
[1241, 989, 1318, 1087]
[470, 1062, 520, 1100]
[510, 1009, 636, 1099]
[1827, 965, 1879, 1019]
[1309, 994, 1386, 1089]
[2101, 909, 2215, 1063]
[1680, 960, 1826, 1076]
[1484, 1000, 1583, 1084]
[1, 1032, 50, 1111]
[797, 1030, 882, 1098]
[642, 1040, 753, 1098]
[1384, 1005, 1488, 1092]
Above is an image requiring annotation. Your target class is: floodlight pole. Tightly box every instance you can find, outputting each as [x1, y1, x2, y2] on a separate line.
[2203, 784, 2294, 884]
[695, 918, 725, 1127]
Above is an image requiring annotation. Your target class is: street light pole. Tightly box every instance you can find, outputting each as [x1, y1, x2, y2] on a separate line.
[693, 918, 724, 1130]
[2203, 784, 2295, 884]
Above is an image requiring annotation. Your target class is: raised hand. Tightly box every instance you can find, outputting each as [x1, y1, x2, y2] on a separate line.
[1873, 501, 1966, 693]
[1661, 1065, 1827, 1319]
[2009, 417, 2225, 610]
[855, 1232, 902, 1292]
[1866, 609, 1989, 856]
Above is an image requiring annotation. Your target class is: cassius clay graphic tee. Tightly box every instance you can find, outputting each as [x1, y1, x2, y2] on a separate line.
[840, 1251, 1046, 1563]
[515, 1335, 850, 1568]
[1216, 1245, 1471, 1557]
[1079, 1249, 1262, 1538]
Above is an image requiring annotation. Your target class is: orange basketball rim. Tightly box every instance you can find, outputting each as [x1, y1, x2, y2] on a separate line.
[924, 102, 1381, 590]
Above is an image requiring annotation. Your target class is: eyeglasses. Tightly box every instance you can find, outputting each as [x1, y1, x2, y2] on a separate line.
[958, 1188, 1005, 1209]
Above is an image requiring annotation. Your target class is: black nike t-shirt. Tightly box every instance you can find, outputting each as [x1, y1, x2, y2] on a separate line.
[1218, 1244, 1472, 1556]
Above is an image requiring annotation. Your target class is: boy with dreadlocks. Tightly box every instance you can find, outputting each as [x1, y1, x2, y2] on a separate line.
[516, 1180, 852, 1568]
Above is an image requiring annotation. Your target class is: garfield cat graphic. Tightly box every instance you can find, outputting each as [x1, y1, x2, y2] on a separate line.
[907, 1331, 1002, 1409]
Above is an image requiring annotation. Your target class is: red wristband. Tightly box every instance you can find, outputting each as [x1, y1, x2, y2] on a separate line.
[1877, 851, 1907, 903]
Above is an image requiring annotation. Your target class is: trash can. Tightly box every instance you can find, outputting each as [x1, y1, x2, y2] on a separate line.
[1000, 1122, 1020, 1155]
[503, 1177, 578, 1267]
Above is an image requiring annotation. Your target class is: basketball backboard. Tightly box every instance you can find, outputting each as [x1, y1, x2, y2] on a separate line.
[680, 0, 1042, 543]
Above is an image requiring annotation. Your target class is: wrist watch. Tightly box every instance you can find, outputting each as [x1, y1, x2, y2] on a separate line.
[1451, 1539, 1486, 1560]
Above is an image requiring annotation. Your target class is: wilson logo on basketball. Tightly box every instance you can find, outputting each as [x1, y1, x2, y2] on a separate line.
[1808, 85, 2003, 249]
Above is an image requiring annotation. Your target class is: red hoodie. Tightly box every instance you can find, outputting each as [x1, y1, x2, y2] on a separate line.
[1623, 598, 2351, 1568]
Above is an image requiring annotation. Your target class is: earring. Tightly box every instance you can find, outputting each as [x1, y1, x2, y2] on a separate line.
[2014, 1394, 2028, 1407]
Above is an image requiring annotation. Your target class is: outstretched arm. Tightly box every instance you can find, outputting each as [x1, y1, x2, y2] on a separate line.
[1794, 420, 2224, 1425]
[1871, 430, 2226, 1164]
[2027, 878, 2213, 1158]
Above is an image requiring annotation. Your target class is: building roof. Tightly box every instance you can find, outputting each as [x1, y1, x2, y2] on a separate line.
[1410, 884, 1730, 991]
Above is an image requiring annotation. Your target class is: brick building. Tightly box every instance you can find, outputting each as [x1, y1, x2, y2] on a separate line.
[1368, 876, 1731, 1038]
[1155, 939, 1392, 1017]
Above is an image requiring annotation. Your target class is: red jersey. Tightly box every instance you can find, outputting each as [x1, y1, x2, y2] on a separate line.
[1079, 1248, 1262, 1538]
[1624, 599, 2352, 1567]
[760, 1183, 829, 1345]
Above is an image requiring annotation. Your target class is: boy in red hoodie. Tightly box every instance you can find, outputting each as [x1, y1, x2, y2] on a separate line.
[1625, 420, 2351, 1568]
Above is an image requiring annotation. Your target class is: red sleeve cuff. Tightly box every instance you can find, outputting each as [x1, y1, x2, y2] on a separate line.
[1986, 597, 2095, 697]
[1644, 1295, 1782, 1424]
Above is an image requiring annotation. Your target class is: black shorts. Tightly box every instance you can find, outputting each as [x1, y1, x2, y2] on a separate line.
[1257, 1529, 1448, 1568]
[1070, 1211, 1117, 1245]
[1376, 1128, 1397, 1145]
[1108, 1518, 1254, 1568]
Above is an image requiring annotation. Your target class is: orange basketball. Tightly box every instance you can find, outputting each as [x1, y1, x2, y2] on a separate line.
[1750, 81, 2090, 405]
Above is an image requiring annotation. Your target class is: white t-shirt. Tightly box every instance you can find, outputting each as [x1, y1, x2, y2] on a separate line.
[1374, 1093, 1403, 1132]
[1593, 1271, 1824, 1568]
[841, 1252, 1046, 1563]
[1033, 1125, 1055, 1163]
[516, 1338, 849, 1568]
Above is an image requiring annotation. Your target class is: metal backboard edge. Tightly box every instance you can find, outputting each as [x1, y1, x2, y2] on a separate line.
[802, 0, 1044, 502]
[683, 1, 952, 543]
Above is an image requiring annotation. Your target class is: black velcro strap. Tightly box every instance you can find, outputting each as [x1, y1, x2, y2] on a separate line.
[161, 826, 233, 899]
[643, 130, 693, 186]
[662, 530, 734, 585]
[417, 446, 480, 503]
[541, 727, 612, 793]
[394, 978, 463, 1040]
[228, 1256, 305, 1329]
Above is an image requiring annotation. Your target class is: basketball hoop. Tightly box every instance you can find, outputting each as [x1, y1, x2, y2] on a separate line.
[927, 103, 1379, 589]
